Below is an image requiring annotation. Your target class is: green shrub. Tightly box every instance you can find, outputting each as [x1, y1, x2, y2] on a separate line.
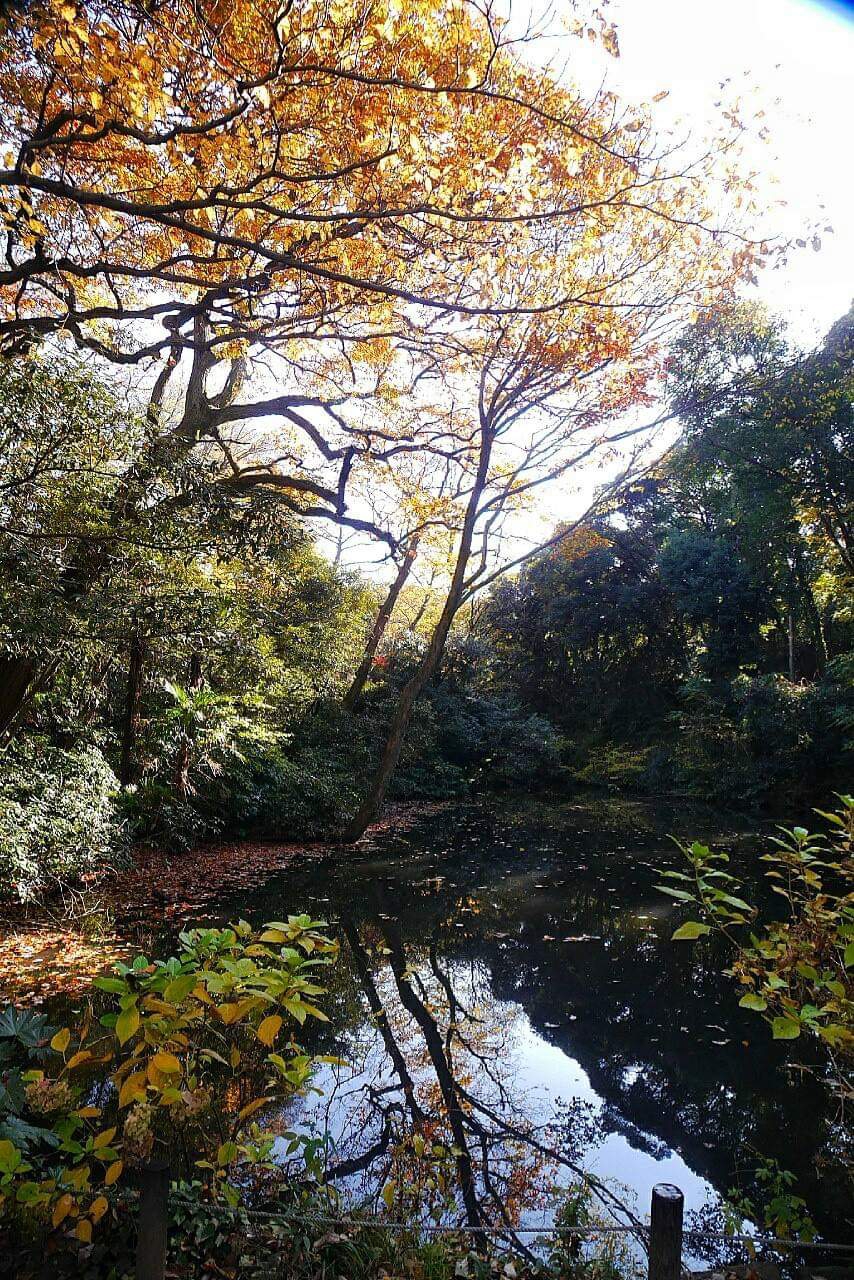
[660, 673, 853, 805]
[118, 779, 220, 853]
[429, 682, 561, 791]
[570, 742, 652, 790]
[0, 739, 125, 901]
[214, 740, 364, 839]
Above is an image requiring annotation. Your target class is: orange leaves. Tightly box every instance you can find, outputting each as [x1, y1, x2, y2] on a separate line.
[0, 0, 769, 599]
[0, 922, 131, 1003]
[118, 1071, 147, 1108]
[89, 1195, 109, 1225]
[256, 1014, 283, 1046]
[2, 0, 727, 347]
[51, 1193, 74, 1228]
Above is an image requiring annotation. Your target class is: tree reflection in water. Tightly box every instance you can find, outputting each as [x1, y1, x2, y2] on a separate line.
[232, 798, 852, 1246]
[294, 916, 644, 1263]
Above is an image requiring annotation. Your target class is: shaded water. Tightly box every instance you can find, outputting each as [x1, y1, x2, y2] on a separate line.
[206, 793, 851, 1247]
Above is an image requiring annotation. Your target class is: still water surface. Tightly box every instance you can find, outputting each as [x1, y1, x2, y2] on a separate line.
[210, 794, 850, 1245]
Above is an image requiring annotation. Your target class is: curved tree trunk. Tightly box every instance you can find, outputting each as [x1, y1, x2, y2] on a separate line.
[344, 428, 492, 841]
[343, 537, 419, 711]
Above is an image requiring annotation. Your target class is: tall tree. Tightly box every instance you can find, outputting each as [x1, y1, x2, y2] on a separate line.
[345, 226, 764, 837]
[666, 304, 854, 677]
[0, 0, 768, 734]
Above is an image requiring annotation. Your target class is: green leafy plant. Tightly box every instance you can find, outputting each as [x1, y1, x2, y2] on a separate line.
[723, 1153, 816, 1245]
[661, 796, 853, 1098]
[0, 916, 338, 1248]
[0, 739, 125, 902]
[543, 1180, 638, 1280]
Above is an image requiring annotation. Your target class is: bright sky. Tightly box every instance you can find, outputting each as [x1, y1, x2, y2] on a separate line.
[330, 0, 854, 577]
[555, 0, 854, 342]
[492, 0, 854, 558]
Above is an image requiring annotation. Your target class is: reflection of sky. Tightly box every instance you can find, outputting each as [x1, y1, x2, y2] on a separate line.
[280, 954, 720, 1239]
[512, 1022, 713, 1217]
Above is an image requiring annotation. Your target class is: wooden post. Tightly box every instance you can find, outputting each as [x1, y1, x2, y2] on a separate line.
[136, 1161, 169, 1280]
[648, 1183, 683, 1280]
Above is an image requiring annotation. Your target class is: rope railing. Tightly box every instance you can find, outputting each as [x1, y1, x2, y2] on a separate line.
[235, 1210, 854, 1251]
[133, 1168, 854, 1280]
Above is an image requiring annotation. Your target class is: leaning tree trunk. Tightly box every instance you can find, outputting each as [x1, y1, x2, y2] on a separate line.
[344, 430, 492, 841]
[343, 537, 419, 711]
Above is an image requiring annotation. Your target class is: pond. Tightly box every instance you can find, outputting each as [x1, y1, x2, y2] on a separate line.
[198, 793, 851, 1252]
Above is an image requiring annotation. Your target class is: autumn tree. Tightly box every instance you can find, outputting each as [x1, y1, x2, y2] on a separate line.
[0, 0, 604, 716]
[345, 187, 771, 835]
[0, 0, 771, 740]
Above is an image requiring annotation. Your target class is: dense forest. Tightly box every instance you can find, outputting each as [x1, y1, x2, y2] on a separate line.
[2, 303, 851, 899]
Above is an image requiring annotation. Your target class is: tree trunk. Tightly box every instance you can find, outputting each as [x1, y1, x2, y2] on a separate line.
[173, 651, 203, 798]
[342, 919, 426, 1126]
[343, 538, 419, 711]
[344, 429, 492, 841]
[383, 926, 485, 1237]
[793, 546, 827, 674]
[0, 655, 35, 741]
[120, 627, 146, 785]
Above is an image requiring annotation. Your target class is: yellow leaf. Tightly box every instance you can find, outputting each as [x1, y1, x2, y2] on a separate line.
[150, 1052, 182, 1077]
[217, 998, 257, 1024]
[118, 1072, 147, 1108]
[76, 1218, 93, 1243]
[237, 1097, 268, 1122]
[256, 1015, 282, 1047]
[93, 1128, 117, 1151]
[50, 1028, 71, 1054]
[230, 1046, 241, 1068]
[52, 1193, 74, 1228]
[115, 1005, 140, 1047]
[66, 1163, 91, 1190]
[258, 929, 288, 944]
[76, 1106, 101, 1119]
[141, 997, 176, 1015]
[89, 1196, 108, 1225]
[382, 1180, 396, 1210]
[103, 1161, 123, 1187]
[66, 1050, 91, 1071]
